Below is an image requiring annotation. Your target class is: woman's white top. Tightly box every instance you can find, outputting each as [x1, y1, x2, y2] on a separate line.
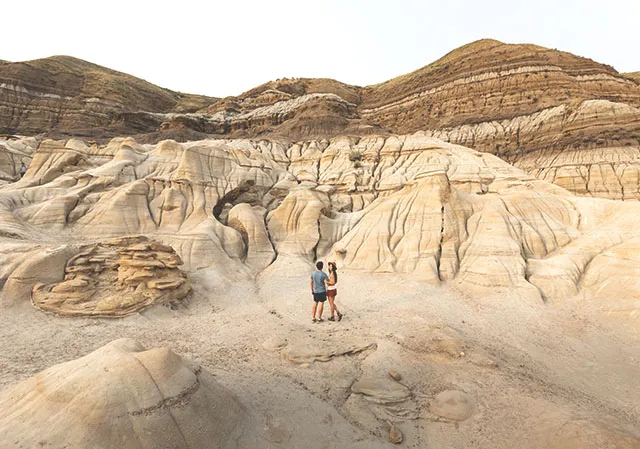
[327, 274, 337, 290]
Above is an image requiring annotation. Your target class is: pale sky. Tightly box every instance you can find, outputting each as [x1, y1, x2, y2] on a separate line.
[3, 0, 639, 97]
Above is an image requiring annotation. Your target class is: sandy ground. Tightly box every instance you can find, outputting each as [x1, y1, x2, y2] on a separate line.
[1, 270, 640, 448]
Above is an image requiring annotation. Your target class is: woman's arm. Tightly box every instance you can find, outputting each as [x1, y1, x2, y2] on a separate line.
[326, 272, 335, 286]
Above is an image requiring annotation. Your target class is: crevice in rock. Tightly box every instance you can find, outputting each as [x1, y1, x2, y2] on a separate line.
[144, 183, 158, 228]
[370, 137, 386, 199]
[312, 217, 321, 261]
[315, 153, 321, 182]
[263, 210, 278, 265]
[611, 162, 625, 200]
[436, 205, 446, 281]
[129, 356, 191, 447]
[129, 376, 202, 417]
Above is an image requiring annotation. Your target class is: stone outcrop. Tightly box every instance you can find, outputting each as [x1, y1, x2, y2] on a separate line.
[31, 236, 190, 318]
[281, 339, 376, 364]
[422, 99, 640, 200]
[1, 134, 640, 314]
[0, 338, 244, 449]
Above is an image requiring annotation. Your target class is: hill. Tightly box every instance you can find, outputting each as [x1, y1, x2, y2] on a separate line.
[0, 55, 214, 137]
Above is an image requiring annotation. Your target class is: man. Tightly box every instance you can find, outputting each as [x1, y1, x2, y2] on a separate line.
[19, 162, 27, 178]
[310, 261, 330, 323]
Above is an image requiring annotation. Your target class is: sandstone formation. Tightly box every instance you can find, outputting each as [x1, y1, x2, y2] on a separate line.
[351, 377, 412, 411]
[624, 72, 640, 84]
[31, 236, 190, 318]
[0, 338, 244, 449]
[1, 134, 640, 314]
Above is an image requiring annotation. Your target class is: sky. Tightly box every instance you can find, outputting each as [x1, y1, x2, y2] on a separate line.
[3, 0, 639, 97]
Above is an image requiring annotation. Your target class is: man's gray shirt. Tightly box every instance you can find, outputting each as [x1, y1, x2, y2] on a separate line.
[311, 270, 330, 293]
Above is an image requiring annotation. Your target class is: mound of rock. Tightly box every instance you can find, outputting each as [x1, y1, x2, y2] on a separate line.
[31, 236, 190, 317]
[0, 339, 244, 449]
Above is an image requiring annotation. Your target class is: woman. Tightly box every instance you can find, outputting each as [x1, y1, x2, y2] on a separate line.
[326, 262, 343, 322]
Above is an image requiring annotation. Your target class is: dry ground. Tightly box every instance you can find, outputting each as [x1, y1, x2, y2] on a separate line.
[1, 270, 639, 448]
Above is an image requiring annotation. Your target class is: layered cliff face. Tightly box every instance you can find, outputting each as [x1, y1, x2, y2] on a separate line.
[361, 39, 640, 132]
[175, 40, 640, 199]
[1, 134, 640, 315]
[0, 56, 213, 137]
[358, 40, 640, 199]
[155, 77, 379, 140]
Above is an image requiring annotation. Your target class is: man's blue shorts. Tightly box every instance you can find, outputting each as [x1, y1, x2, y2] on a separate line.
[313, 292, 327, 303]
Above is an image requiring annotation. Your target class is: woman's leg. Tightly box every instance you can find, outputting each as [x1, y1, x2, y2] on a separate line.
[334, 293, 342, 320]
[328, 295, 336, 318]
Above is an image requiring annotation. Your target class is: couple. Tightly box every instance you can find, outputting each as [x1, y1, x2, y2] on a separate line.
[310, 261, 343, 323]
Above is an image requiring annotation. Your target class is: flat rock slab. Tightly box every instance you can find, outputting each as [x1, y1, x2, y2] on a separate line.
[281, 340, 376, 364]
[351, 377, 411, 405]
[430, 390, 474, 421]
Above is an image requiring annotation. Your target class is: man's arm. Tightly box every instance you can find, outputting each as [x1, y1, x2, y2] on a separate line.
[310, 279, 314, 293]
